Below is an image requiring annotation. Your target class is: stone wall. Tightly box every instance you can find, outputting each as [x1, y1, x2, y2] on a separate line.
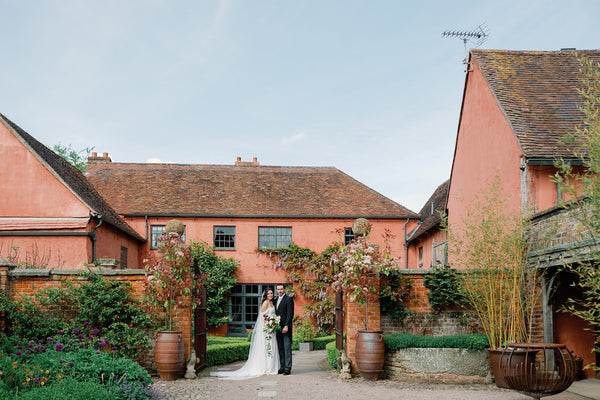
[0, 262, 192, 374]
[384, 348, 489, 377]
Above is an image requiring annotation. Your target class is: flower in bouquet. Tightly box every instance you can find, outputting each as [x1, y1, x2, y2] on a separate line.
[263, 314, 281, 357]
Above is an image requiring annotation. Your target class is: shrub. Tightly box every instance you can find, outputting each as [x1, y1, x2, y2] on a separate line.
[384, 333, 489, 351]
[0, 324, 154, 399]
[206, 342, 250, 367]
[423, 265, 463, 312]
[326, 340, 340, 370]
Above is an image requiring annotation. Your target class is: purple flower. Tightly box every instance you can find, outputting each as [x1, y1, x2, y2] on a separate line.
[68, 362, 74, 367]
[69, 339, 74, 343]
[40, 346, 46, 352]
[83, 321, 90, 326]
[15, 351, 21, 356]
[72, 328, 80, 334]
[90, 329, 100, 336]
[57, 331, 63, 335]
[111, 346, 118, 351]
[29, 340, 36, 345]
[33, 347, 40, 352]
[47, 337, 53, 341]
[96, 350, 101, 354]
[77, 334, 84, 340]
[25, 350, 31, 354]
[17, 345, 22, 349]
[38, 339, 44, 344]
[55, 344, 64, 351]
[59, 359, 64, 363]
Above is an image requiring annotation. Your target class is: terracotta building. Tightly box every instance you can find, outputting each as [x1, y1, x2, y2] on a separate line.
[445, 49, 600, 375]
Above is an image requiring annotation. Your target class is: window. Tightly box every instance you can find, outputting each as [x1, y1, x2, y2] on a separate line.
[228, 283, 277, 336]
[150, 225, 186, 249]
[214, 226, 236, 250]
[150, 225, 165, 249]
[120, 246, 128, 269]
[344, 228, 356, 245]
[418, 246, 424, 267]
[258, 227, 292, 249]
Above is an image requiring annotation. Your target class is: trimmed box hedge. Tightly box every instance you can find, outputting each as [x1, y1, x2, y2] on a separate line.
[384, 333, 489, 351]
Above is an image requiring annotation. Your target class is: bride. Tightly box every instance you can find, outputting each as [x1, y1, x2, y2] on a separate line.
[210, 288, 280, 380]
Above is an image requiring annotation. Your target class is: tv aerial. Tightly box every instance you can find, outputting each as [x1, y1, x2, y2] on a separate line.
[442, 23, 490, 64]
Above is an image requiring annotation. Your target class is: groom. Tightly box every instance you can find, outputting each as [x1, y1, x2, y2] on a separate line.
[275, 283, 294, 375]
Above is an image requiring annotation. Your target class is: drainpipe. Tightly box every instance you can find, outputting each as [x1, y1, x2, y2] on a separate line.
[403, 219, 410, 268]
[144, 215, 149, 241]
[91, 215, 103, 263]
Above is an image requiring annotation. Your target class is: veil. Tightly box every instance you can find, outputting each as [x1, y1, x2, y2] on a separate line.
[210, 289, 279, 380]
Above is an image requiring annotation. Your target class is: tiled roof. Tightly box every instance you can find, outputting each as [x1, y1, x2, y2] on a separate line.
[85, 162, 418, 218]
[408, 179, 449, 242]
[471, 49, 600, 159]
[0, 114, 144, 242]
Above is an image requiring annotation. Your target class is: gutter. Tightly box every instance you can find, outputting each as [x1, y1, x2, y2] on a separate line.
[123, 213, 419, 220]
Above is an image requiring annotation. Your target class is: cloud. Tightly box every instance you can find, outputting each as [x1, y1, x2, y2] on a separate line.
[280, 131, 308, 147]
[146, 158, 175, 164]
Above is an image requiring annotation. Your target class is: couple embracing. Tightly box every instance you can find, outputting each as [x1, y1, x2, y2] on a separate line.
[211, 284, 294, 380]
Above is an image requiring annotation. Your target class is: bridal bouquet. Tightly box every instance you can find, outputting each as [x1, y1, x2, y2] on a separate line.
[263, 314, 281, 357]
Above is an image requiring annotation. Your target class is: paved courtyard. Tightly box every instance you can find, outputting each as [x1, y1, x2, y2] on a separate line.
[151, 350, 600, 400]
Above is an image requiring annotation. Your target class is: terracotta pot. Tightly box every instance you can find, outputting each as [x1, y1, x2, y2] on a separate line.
[355, 330, 385, 380]
[155, 331, 184, 380]
[488, 348, 538, 389]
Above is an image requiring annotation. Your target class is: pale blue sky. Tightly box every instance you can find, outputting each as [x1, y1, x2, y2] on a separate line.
[1, 0, 598, 212]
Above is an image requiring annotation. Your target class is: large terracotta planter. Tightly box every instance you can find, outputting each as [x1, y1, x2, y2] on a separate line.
[155, 331, 184, 380]
[355, 330, 385, 380]
[488, 348, 538, 389]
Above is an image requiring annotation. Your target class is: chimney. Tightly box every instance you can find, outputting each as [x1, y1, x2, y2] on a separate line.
[234, 157, 260, 166]
[86, 151, 112, 170]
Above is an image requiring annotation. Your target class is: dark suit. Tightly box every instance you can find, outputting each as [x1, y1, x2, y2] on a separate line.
[275, 293, 294, 373]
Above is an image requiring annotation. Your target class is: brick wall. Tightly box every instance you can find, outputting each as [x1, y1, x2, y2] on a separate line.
[0, 265, 192, 374]
[343, 274, 380, 373]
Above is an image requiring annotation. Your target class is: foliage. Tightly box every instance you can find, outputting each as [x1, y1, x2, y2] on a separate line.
[0, 273, 152, 359]
[257, 244, 339, 334]
[326, 340, 340, 370]
[379, 269, 412, 320]
[554, 55, 600, 371]
[445, 174, 534, 349]
[294, 316, 317, 342]
[0, 324, 154, 399]
[144, 231, 195, 331]
[292, 334, 335, 351]
[383, 333, 489, 351]
[189, 240, 239, 327]
[423, 265, 463, 312]
[0, 241, 57, 269]
[206, 342, 251, 367]
[331, 230, 400, 330]
[36, 272, 152, 359]
[52, 143, 95, 172]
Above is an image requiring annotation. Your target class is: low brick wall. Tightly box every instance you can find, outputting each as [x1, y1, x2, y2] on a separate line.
[384, 348, 490, 377]
[0, 263, 192, 374]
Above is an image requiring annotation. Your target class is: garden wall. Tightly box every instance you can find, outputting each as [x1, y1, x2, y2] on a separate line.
[384, 348, 489, 377]
[0, 261, 192, 374]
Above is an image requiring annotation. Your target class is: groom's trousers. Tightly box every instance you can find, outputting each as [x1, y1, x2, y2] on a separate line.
[277, 332, 292, 372]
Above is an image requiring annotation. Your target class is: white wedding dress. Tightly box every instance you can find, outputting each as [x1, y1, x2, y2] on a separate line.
[210, 306, 279, 380]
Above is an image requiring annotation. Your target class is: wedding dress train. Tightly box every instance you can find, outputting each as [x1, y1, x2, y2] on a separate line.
[210, 307, 279, 380]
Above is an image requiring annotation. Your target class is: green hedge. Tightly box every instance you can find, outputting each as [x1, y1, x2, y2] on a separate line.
[292, 334, 335, 351]
[326, 340, 340, 370]
[384, 334, 489, 351]
[206, 342, 251, 367]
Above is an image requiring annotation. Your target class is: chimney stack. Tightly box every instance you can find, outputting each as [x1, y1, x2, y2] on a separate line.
[234, 157, 260, 166]
[86, 151, 112, 170]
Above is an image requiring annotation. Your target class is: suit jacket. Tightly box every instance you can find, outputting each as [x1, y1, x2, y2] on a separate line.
[275, 294, 294, 337]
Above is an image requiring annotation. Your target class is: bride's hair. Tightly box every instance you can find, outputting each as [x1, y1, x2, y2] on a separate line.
[261, 287, 274, 303]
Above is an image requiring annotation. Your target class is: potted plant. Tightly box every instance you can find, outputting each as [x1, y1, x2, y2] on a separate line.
[144, 221, 194, 380]
[445, 176, 539, 387]
[295, 316, 317, 351]
[331, 218, 400, 379]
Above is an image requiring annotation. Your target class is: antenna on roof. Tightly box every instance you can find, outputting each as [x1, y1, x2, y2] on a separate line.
[442, 23, 489, 64]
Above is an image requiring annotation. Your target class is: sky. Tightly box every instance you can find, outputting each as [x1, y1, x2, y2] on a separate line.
[1, 1, 598, 213]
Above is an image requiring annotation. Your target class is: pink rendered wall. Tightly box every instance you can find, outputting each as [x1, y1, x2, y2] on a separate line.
[528, 165, 559, 212]
[0, 123, 89, 218]
[0, 235, 90, 268]
[407, 229, 447, 269]
[94, 223, 141, 269]
[447, 61, 523, 249]
[123, 216, 417, 310]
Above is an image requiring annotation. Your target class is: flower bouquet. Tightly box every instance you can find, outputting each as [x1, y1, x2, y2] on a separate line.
[263, 314, 281, 357]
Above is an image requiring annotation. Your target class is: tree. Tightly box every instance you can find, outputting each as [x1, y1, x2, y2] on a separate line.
[52, 143, 95, 171]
